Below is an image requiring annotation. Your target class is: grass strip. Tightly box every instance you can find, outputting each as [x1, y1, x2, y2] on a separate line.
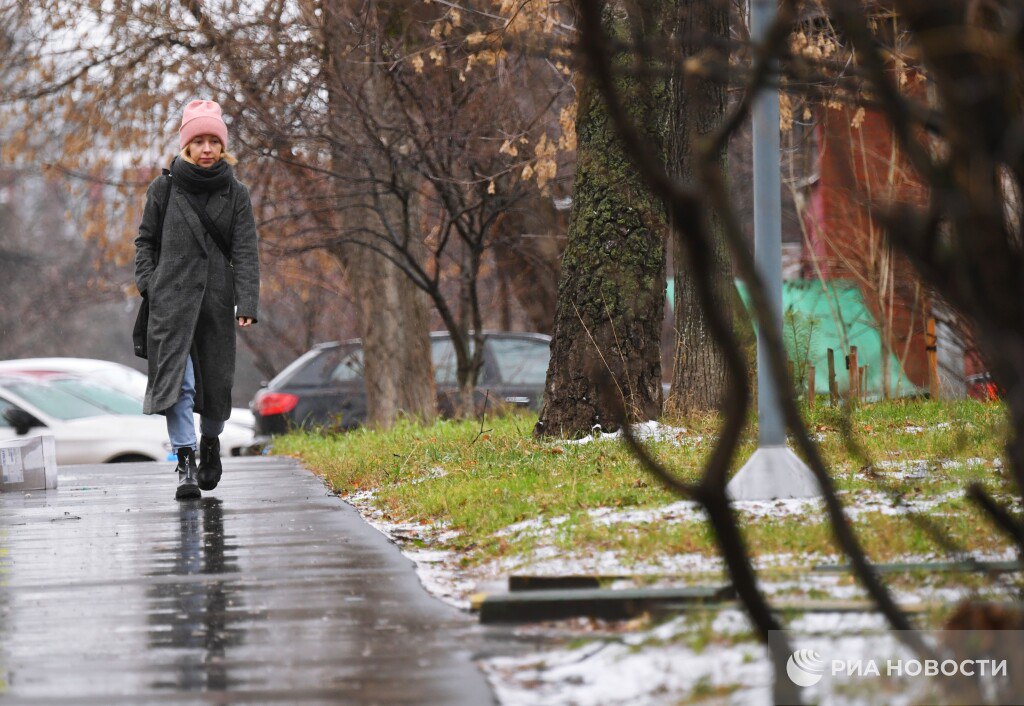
[272, 400, 1017, 573]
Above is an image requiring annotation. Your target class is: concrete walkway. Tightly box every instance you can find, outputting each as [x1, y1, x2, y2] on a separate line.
[0, 457, 497, 704]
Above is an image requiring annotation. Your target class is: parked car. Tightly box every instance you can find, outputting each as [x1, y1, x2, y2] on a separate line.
[0, 358, 255, 455]
[0, 374, 172, 464]
[252, 331, 551, 435]
[967, 372, 1000, 401]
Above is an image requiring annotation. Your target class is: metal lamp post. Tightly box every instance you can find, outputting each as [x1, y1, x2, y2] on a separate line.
[726, 0, 820, 501]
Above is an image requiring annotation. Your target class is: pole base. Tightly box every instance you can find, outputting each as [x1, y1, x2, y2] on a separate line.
[726, 446, 820, 501]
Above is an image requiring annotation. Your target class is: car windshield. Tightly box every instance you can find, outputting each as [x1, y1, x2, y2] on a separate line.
[49, 379, 144, 415]
[0, 397, 17, 427]
[283, 345, 364, 386]
[327, 348, 364, 383]
[487, 337, 550, 385]
[2, 381, 110, 420]
[431, 338, 457, 385]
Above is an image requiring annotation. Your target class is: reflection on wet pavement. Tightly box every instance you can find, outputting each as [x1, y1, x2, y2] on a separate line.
[146, 498, 244, 692]
[0, 457, 496, 704]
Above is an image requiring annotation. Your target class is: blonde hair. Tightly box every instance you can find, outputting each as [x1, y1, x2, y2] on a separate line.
[179, 147, 238, 166]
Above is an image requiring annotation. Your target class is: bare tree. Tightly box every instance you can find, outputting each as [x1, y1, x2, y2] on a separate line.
[0, 0, 574, 424]
[275, 0, 573, 415]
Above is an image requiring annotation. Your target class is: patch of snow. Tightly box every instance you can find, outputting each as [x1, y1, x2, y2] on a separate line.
[712, 608, 752, 635]
[481, 630, 771, 706]
[402, 547, 477, 609]
[873, 459, 931, 478]
[841, 490, 965, 519]
[901, 421, 956, 435]
[734, 497, 827, 519]
[494, 513, 572, 538]
[483, 597, 1024, 706]
[404, 466, 449, 485]
[340, 487, 471, 609]
[789, 611, 889, 633]
[486, 547, 726, 578]
[754, 553, 823, 570]
[588, 500, 704, 526]
[563, 421, 692, 446]
[494, 487, 970, 548]
[872, 457, 990, 477]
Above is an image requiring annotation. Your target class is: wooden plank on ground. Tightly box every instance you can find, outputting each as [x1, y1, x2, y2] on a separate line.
[772, 599, 936, 614]
[473, 585, 735, 623]
[813, 560, 1024, 574]
[508, 575, 607, 591]
[650, 599, 938, 615]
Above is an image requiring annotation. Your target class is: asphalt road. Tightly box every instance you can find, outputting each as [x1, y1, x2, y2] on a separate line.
[0, 457, 498, 705]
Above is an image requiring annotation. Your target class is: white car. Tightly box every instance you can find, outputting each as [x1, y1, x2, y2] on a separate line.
[0, 358, 255, 455]
[0, 375, 173, 464]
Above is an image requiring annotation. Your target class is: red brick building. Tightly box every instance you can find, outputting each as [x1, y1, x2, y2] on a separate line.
[801, 98, 935, 391]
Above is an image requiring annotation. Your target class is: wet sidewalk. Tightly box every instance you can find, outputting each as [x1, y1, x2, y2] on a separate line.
[0, 457, 496, 704]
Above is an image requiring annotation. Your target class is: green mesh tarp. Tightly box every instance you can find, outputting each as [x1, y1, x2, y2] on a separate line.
[667, 278, 921, 399]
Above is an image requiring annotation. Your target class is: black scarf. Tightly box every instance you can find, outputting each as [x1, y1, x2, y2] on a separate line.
[170, 156, 233, 194]
[169, 156, 235, 256]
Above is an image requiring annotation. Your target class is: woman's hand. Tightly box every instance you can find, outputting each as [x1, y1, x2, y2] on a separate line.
[237, 317, 254, 328]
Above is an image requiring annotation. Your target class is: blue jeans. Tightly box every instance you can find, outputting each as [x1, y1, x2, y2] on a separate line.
[167, 355, 225, 451]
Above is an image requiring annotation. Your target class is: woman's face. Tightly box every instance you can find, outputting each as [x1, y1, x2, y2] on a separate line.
[186, 134, 223, 168]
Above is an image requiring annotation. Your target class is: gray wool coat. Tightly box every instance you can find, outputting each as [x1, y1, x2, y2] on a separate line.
[134, 171, 260, 421]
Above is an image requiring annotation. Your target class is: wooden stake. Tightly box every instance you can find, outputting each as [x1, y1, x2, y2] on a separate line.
[860, 365, 868, 401]
[807, 363, 816, 409]
[827, 349, 838, 404]
[849, 346, 859, 403]
[926, 316, 939, 399]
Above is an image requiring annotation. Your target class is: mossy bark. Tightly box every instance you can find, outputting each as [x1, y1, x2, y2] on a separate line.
[535, 3, 667, 438]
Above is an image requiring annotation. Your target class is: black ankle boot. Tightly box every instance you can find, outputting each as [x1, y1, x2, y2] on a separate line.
[175, 447, 201, 500]
[198, 435, 222, 491]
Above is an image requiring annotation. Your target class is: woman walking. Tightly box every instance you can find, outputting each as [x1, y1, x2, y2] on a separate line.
[135, 100, 260, 500]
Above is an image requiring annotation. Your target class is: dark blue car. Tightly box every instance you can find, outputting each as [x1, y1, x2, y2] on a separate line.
[252, 331, 551, 435]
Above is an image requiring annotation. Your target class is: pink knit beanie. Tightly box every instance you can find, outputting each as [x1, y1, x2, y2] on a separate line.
[179, 100, 228, 149]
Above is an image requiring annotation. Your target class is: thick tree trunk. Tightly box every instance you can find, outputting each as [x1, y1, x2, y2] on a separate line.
[324, 0, 435, 429]
[337, 240, 436, 428]
[535, 3, 667, 438]
[665, 0, 733, 417]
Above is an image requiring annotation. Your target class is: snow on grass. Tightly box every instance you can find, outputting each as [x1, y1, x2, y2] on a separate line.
[487, 547, 726, 578]
[480, 604, 1023, 706]
[340, 486, 473, 609]
[480, 613, 911, 706]
[340, 473, 1007, 616]
[338, 477, 1019, 706]
[871, 457, 992, 480]
[405, 465, 449, 485]
[496, 488, 974, 548]
[481, 623, 772, 706]
[562, 421, 694, 446]
[496, 498, 826, 543]
[901, 421, 955, 434]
